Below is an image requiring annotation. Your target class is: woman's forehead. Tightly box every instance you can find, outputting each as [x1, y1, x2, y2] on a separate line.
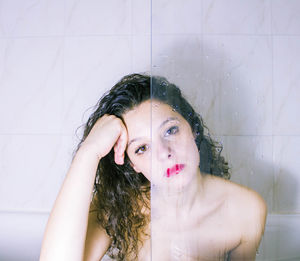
[123, 100, 182, 138]
[124, 100, 178, 124]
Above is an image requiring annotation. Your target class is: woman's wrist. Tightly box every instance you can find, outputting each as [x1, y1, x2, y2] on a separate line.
[77, 142, 103, 161]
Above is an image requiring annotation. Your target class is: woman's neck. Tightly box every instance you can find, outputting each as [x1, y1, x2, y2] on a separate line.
[150, 169, 206, 222]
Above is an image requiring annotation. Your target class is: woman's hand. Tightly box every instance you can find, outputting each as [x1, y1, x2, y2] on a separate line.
[80, 115, 128, 165]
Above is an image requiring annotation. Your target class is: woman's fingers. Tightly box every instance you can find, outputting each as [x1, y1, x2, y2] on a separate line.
[81, 114, 128, 162]
[114, 123, 128, 165]
[113, 140, 122, 165]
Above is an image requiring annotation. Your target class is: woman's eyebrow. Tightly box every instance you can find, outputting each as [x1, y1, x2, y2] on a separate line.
[159, 117, 179, 129]
[127, 117, 180, 148]
[128, 137, 141, 148]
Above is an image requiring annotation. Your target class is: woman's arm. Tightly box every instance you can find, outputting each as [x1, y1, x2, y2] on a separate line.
[230, 190, 267, 261]
[83, 198, 112, 261]
[40, 115, 128, 261]
[40, 149, 100, 261]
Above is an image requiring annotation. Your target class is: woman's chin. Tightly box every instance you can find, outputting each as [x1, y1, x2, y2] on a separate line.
[151, 172, 194, 194]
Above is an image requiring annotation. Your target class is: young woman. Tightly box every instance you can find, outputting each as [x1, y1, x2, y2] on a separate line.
[40, 74, 267, 261]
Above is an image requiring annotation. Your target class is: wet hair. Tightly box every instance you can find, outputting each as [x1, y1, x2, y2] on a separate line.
[76, 73, 230, 260]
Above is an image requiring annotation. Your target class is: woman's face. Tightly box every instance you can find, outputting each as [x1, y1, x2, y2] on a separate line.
[124, 100, 200, 191]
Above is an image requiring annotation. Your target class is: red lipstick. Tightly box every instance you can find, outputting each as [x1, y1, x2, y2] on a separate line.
[166, 164, 185, 178]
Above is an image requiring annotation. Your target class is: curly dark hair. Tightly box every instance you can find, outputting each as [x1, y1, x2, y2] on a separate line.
[76, 73, 230, 260]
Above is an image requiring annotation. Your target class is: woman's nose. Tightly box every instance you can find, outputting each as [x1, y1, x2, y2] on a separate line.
[156, 141, 172, 161]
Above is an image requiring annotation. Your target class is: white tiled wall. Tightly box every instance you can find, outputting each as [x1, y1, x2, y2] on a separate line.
[203, 0, 272, 34]
[0, 0, 144, 213]
[0, 0, 300, 260]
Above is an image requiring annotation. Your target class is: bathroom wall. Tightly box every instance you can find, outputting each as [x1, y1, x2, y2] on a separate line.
[0, 1, 150, 260]
[0, 0, 299, 260]
[0, 0, 150, 214]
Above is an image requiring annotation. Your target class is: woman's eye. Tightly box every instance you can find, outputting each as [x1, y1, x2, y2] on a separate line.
[165, 126, 179, 136]
[135, 145, 148, 155]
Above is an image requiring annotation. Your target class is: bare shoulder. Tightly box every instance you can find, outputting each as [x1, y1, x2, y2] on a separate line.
[204, 174, 267, 235]
[225, 178, 267, 230]
[204, 175, 268, 258]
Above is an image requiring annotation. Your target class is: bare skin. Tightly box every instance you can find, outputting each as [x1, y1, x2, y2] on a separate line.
[138, 175, 266, 261]
[40, 100, 267, 261]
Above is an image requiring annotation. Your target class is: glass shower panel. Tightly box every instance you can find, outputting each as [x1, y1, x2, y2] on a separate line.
[149, 1, 231, 260]
[148, 0, 300, 260]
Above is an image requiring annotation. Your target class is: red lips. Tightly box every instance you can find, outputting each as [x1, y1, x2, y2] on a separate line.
[166, 164, 185, 178]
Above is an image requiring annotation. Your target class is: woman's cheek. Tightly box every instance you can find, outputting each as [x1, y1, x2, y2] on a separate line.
[138, 157, 151, 180]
